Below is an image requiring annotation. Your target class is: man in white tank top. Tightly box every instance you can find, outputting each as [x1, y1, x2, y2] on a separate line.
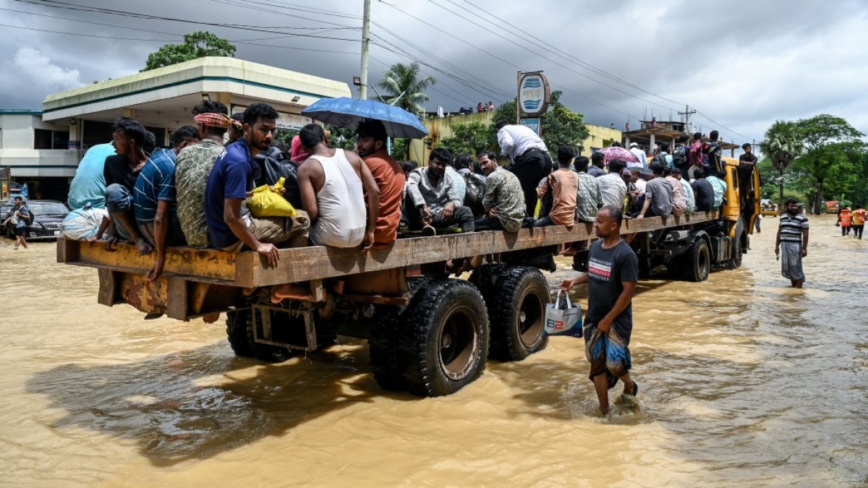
[297, 124, 380, 249]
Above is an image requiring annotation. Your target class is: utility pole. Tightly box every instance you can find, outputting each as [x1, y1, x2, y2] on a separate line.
[678, 104, 696, 132]
[359, 0, 371, 100]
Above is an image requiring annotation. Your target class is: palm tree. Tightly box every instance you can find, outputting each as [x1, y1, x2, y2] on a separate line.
[759, 120, 803, 208]
[376, 62, 435, 116]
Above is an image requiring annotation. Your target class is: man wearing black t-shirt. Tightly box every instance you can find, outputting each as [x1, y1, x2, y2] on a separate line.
[561, 205, 639, 415]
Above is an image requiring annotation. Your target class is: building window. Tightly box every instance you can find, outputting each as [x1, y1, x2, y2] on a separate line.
[34, 129, 70, 149]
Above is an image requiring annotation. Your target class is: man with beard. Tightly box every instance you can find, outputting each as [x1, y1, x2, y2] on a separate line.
[405, 147, 475, 234]
[355, 119, 405, 248]
[561, 205, 639, 415]
[204, 103, 310, 266]
[775, 198, 810, 288]
[473, 151, 525, 232]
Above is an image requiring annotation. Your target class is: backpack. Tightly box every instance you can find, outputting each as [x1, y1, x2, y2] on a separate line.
[651, 153, 668, 167]
[253, 147, 303, 210]
[672, 145, 689, 168]
[463, 172, 486, 217]
[702, 142, 722, 175]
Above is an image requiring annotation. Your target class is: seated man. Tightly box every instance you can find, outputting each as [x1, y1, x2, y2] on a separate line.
[133, 125, 198, 280]
[637, 163, 674, 219]
[62, 141, 115, 240]
[691, 170, 716, 212]
[673, 170, 695, 213]
[597, 159, 628, 209]
[474, 151, 525, 232]
[663, 166, 687, 217]
[175, 100, 231, 248]
[536, 145, 579, 227]
[354, 119, 405, 248]
[706, 170, 728, 212]
[405, 147, 475, 234]
[298, 123, 380, 249]
[204, 103, 311, 265]
[92, 118, 153, 254]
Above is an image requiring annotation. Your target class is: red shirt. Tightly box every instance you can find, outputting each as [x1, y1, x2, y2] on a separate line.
[364, 150, 406, 247]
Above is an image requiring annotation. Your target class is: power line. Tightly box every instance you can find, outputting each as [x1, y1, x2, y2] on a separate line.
[0, 22, 176, 42]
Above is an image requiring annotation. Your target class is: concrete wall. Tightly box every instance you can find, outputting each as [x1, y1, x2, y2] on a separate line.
[0, 113, 80, 177]
[408, 112, 495, 166]
[581, 124, 622, 155]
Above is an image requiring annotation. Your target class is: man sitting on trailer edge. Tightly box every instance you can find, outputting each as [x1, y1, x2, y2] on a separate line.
[204, 103, 311, 266]
[405, 147, 475, 234]
[354, 119, 405, 249]
[473, 151, 525, 232]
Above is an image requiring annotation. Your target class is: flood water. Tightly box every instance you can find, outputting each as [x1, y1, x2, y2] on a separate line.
[1, 214, 866, 487]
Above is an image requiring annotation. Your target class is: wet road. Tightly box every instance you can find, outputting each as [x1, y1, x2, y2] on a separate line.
[1, 215, 866, 486]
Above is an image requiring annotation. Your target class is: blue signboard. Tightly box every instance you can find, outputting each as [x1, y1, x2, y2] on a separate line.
[520, 118, 541, 135]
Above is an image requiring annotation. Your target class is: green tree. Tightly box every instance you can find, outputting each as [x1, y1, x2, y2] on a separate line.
[438, 122, 491, 157]
[791, 115, 864, 213]
[759, 120, 802, 208]
[143, 31, 236, 71]
[376, 62, 435, 116]
[487, 91, 589, 156]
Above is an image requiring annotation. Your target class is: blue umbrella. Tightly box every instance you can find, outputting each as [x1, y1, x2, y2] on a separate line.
[302, 97, 428, 139]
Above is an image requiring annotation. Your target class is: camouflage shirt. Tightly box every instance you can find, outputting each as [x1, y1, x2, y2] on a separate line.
[575, 172, 603, 223]
[174, 139, 224, 248]
[482, 167, 525, 232]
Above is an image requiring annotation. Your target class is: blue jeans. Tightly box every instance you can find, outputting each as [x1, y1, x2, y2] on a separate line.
[534, 215, 554, 227]
[473, 215, 504, 231]
[105, 184, 133, 241]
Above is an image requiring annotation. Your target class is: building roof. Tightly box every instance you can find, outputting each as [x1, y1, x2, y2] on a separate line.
[41, 57, 351, 126]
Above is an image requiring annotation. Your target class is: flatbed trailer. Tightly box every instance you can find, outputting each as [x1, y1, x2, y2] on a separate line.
[57, 210, 735, 397]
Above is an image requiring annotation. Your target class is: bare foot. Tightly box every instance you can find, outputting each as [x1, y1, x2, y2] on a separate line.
[136, 237, 153, 255]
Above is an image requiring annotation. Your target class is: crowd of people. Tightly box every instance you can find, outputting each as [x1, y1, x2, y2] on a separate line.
[60, 100, 734, 283]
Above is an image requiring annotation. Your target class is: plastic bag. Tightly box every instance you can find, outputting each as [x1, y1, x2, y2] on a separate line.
[247, 177, 297, 218]
[544, 290, 583, 337]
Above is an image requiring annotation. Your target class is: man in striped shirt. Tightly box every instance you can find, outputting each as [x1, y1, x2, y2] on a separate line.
[775, 198, 809, 288]
[597, 159, 628, 209]
[133, 125, 198, 280]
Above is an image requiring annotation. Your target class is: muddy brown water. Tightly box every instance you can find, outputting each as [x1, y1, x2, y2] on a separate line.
[1, 215, 866, 486]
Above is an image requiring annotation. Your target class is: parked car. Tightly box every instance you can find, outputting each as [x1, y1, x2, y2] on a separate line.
[3, 200, 69, 240]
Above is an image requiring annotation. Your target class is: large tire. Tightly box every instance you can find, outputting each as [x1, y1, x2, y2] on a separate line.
[368, 309, 405, 391]
[225, 309, 293, 363]
[728, 219, 745, 269]
[685, 238, 711, 282]
[468, 263, 506, 297]
[397, 279, 490, 397]
[487, 267, 549, 361]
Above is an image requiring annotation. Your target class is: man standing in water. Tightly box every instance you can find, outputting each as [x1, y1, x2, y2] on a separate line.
[560, 205, 639, 415]
[775, 198, 809, 288]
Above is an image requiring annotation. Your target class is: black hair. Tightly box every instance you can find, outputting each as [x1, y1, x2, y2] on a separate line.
[600, 205, 623, 226]
[694, 169, 706, 179]
[112, 117, 147, 147]
[143, 131, 156, 154]
[429, 147, 453, 165]
[455, 153, 474, 169]
[663, 166, 672, 176]
[299, 123, 324, 149]
[495, 119, 508, 130]
[557, 145, 575, 165]
[574, 155, 590, 172]
[172, 125, 199, 147]
[608, 159, 627, 174]
[591, 151, 605, 167]
[231, 112, 244, 123]
[742, 143, 751, 149]
[192, 100, 229, 116]
[785, 198, 799, 207]
[480, 151, 497, 161]
[679, 134, 690, 143]
[661, 143, 670, 152]
[650, 163, 666, 176]
[243, 102, 279, 126]
[611, 142, 621, 147]
[710, 130, 719, 140]
[401, 161, 418, 173]
[356, 119, 388, 145]
[693, 132, 702, 141]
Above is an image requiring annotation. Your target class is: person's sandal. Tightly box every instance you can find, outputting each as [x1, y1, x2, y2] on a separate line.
[628, 381, 639, 397]
[422, 225, 436, 236]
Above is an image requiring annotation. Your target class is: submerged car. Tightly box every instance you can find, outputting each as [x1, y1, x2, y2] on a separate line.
[3, 200, 69, 240]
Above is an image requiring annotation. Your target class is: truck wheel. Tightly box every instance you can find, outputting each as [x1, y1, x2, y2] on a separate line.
[686, 239, 711, 282]
[468, 263, 506, 297]
[728, 219, 745, 269]
[225, 309, 292, 363]
[398, 279, 489, 397]
[487, 267, 549, 361]
[368, 309, 405, 391]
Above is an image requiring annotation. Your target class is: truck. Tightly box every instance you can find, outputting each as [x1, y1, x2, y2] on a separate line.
[57, 158, 760, 397]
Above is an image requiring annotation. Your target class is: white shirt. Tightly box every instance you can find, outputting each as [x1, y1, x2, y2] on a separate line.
[634, 178, 646, 194]
[497, 124, 547, 162]
[630, 147, 648, 169]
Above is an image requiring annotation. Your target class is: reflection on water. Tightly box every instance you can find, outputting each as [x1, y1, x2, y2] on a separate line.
[1, 215, 867, 486]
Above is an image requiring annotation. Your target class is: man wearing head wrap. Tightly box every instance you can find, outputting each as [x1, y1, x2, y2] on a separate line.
[174, 100, 232, 248]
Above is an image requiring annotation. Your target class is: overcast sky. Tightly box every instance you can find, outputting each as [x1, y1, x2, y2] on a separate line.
[1, 0, 867, 145]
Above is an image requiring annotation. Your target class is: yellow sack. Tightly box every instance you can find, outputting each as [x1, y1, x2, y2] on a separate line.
[247, 177, 298, 218]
